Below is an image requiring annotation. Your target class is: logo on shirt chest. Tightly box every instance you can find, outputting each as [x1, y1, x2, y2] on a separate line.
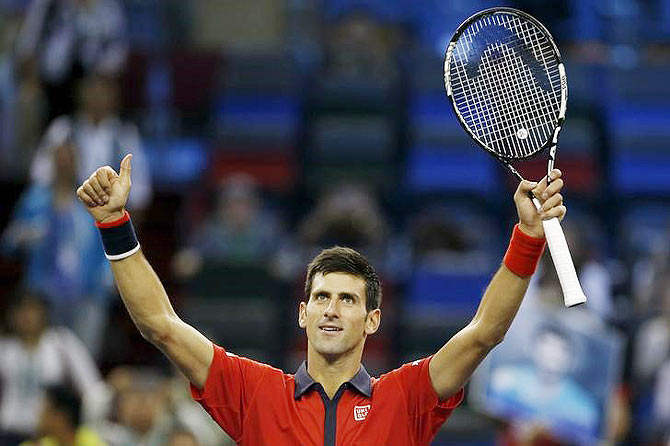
[353, 404, 371, 421]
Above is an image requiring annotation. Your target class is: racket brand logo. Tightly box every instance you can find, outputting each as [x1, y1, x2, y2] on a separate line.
[353, 405, 371, 421]
[464, 23, 552, 92]
[516, 128, 529, 140]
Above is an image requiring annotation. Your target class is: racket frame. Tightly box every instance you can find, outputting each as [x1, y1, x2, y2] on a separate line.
[443, 7, 586, 308]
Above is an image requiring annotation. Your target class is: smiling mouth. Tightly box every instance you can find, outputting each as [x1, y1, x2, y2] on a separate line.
[319, 326, 343, 333]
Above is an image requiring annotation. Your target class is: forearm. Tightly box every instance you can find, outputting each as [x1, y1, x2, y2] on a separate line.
[110, 250, 178, 341]
[469, 265, 531, 347]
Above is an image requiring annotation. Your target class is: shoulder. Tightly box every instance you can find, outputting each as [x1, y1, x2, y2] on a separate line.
[212, 346, 288, 379]
[373, 357, 430, 392]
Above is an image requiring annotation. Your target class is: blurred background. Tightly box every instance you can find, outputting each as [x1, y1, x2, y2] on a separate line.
[0, 0, 669, 445]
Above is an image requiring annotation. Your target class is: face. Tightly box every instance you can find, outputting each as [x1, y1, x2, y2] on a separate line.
[11, 299, 47, 339]
[169, 432, 199, 446]
[533, 331, 572, 377]
[118, 389, 164, 434]
[299, 272, 380, 360]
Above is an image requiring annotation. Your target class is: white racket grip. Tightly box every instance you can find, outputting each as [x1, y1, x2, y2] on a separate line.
[542, 217, 587, 307]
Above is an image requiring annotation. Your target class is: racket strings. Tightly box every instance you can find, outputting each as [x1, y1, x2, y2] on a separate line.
[471, 17, 558, 154]
[448, 12, 562, 159]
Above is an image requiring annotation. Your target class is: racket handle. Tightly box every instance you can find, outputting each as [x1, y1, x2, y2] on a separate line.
[541, 217, 587, 307]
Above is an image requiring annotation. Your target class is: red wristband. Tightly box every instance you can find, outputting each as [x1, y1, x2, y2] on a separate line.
[503, 224, 546, 277]
[95, 210, 130, 228]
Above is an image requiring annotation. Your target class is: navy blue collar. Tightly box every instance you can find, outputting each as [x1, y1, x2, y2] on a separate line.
[294, 361, 372, 399]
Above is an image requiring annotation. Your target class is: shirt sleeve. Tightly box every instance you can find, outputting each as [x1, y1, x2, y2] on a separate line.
[190, 344, 270, 442]
[393, 356, 464, 445]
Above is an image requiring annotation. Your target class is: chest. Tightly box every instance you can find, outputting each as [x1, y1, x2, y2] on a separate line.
[242, 389, 415, 446]
[0, 339, 67, 389]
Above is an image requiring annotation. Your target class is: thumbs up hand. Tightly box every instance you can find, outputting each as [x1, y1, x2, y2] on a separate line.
[77, 154, 133, 224]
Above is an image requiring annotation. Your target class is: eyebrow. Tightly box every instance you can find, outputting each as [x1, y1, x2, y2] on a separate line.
[313, 290, 361, 300]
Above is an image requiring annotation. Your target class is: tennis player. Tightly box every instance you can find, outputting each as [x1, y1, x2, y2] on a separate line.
[77, 154, 566, 446]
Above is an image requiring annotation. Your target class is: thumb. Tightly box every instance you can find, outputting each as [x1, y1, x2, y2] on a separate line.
[119, 153, 132, 188]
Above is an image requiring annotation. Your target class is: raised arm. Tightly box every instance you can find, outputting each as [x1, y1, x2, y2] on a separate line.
[429, 170, 566, 399]
[76, 155, 213, 388]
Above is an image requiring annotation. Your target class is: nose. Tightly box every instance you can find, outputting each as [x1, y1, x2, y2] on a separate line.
[323, 298, 339, 319]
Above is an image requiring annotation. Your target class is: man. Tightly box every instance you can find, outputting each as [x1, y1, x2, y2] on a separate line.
[76, 154, 567, 445]
[490, 322, 598, 437]
[21, 385, 104, 446]
[0, 292, 101, 446]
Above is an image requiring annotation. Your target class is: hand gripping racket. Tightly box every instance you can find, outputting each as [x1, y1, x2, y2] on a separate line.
[443, 7, 587, 307]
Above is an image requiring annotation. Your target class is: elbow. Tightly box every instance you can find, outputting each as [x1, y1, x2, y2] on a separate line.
[471, 323, 506, 350]
[138, 316, 174, 347]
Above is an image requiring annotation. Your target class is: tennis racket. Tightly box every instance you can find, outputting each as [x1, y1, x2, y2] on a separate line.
[443, 7, 587, 307]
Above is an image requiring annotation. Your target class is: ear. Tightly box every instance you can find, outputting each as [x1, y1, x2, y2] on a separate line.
[298, 301, 307, 329]
[364, 309, 381, 335]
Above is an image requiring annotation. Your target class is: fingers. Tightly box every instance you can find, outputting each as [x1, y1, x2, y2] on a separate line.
[96, 166, 116, 191]
[542, 204, 567, 221]
[532, 169, 562, 198]
[87, 173, 108, 205]
[76, 185, 97, 207]
[82, 181, 105, 206]
[540, 192, 562, 213]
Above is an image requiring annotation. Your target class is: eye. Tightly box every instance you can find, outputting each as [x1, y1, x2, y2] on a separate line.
[315, 293, 329, 301]
[341, 295, 354, 304]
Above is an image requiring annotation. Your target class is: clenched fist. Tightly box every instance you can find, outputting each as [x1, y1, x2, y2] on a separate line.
[77, 154, 132, 224]
[514, 168, 567, 239]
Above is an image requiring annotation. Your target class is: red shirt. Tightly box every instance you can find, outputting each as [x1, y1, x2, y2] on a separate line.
[191, 344, 464, 446]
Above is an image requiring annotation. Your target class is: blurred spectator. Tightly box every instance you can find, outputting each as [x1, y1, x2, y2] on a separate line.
[407, 204, 497, 271]
[324, 10, 398, 82]
[0, 291, 101, 445]
[654, 357, 670, 445]
[631, 239, 670, 318]
[276, 183, 390, 279]
[12, 57, 48, 180]
[274, 183, 391, 290]
[633, 273, 670, 386]
[87, 367, 232, 446]
[531, 216, 614, 322]
[167, 428, 198, 446]
[299, 183, 387, 250]
[29, 74, 152, 213]
[20, 385, 104, 446]
[15, 0, 128, 120]
[173, 174, 282, 279]
[1, 133, 114, 356]
[1, 7, 48, 181]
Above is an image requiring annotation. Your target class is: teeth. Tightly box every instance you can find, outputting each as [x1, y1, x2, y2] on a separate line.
[322, 327, 340, 331]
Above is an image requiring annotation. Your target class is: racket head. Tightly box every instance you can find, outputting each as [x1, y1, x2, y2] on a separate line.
[443, 7, 568, 162]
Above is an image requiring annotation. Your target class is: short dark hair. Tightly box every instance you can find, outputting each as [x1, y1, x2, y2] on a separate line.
[304, 246, 381, 312]
[44, 385, 81, 427]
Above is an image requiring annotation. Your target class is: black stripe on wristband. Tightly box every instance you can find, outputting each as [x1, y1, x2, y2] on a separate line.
[98, 218, 140, 261]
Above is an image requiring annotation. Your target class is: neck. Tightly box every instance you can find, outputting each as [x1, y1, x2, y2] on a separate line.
[53, 426, 77, 446]
[20, 332, 43, 349]
[306, 343, 364, 399]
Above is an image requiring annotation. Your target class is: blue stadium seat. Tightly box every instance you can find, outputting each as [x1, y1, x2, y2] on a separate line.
[405, 145, 496, 194]
[144, 138, 209, 186]
[406, 267, 491, 319]
[618, 202, 670, 256]
[409, 92, 472, 146]
[309, 116, 394, 162]
[124, 0, 167, 49]
[608, 104, 670, 194]
[215, 93, 300, 148]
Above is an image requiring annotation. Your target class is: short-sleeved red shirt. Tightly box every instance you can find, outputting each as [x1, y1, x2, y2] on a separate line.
[191, 344, 464, 446]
